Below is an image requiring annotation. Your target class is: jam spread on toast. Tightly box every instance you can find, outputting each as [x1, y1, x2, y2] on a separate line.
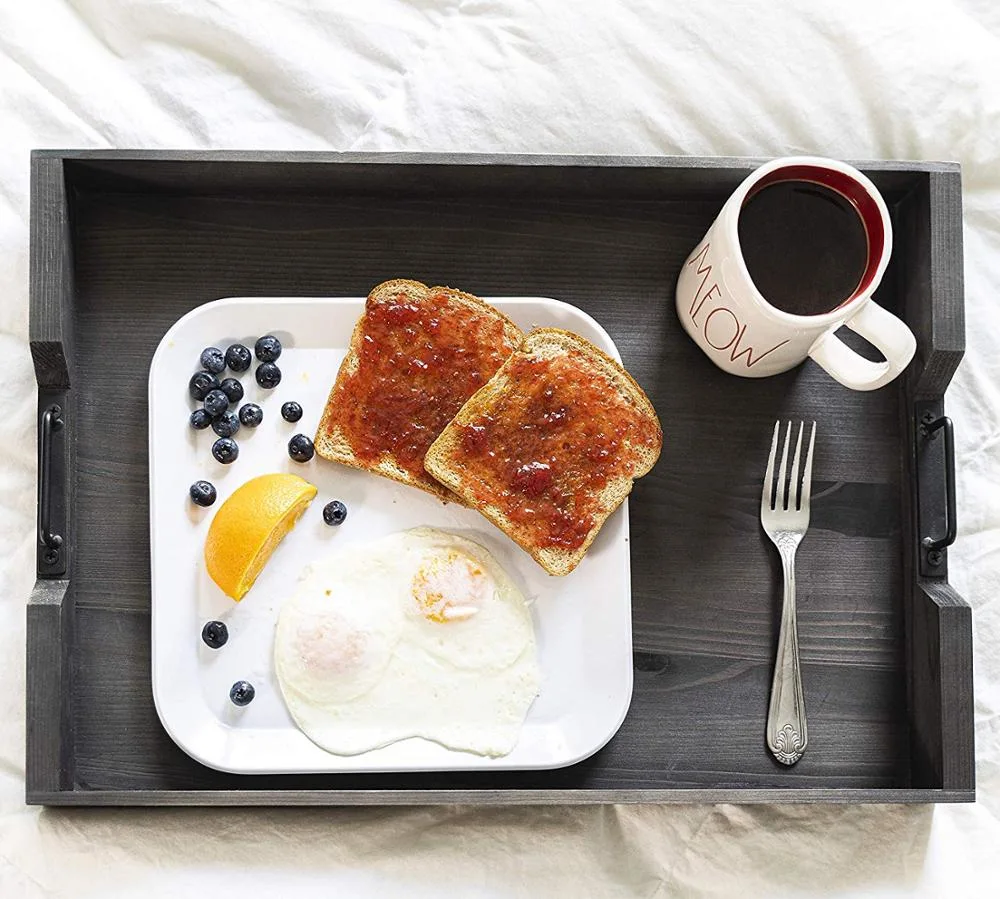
[455, 351, 659, 551]
[331, 292, 514, 484]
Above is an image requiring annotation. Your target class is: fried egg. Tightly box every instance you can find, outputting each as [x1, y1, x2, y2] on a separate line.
[274, 528, 540, 757]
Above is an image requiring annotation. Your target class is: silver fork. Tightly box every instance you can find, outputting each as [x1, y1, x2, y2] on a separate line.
[760, 420, 816, 766]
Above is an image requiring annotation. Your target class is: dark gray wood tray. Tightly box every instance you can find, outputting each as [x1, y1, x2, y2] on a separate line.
[27, 151, 973, 805]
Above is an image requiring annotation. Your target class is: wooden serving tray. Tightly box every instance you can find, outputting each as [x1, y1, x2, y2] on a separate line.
[27, 151, 973, 805]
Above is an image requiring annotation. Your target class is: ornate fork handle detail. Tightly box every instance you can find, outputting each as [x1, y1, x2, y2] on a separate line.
[772, 724, 804, 765]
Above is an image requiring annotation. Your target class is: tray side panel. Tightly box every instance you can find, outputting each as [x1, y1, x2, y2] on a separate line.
[25, 580, 75, 798]
[27, 787, 974, 807]
[899, 171, 965, 400]
[59, 154, 940, 201]
[896, 170, 973, 793]
[27, 155, 78, 800]
[909, 583, 975, 791]
[30, 155, 74, 389]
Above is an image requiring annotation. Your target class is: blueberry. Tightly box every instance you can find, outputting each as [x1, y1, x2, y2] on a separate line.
[288, 433, 314, 462]
[281, 401, 303, 423]
[255, 335, 282, 362]
[225, 343, 252, 372]
[239, 403, 263, 427]
[219, 377, 244, 404]
[322, 500, 348, 526]
[189, 370, 220, 401]
[212, 437, 239, 464]
[255, 362, 282, 389]
[189, 480, 217, 507]
[229, 680, 255, 706]
[201, 620, 228, 649]
[200, 347, 226, 374]
[203, 389, 230, 418]
[212, 410, 241, 438]
[189, 408, 213, 430]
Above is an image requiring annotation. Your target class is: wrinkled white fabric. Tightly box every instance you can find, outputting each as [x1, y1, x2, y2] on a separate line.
[1, 1, 999, 896]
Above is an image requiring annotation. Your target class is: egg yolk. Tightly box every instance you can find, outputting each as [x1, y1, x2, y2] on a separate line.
[411, 550, 488, 622]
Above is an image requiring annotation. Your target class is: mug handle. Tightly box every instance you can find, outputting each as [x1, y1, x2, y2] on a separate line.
[807, 301, 917, 391]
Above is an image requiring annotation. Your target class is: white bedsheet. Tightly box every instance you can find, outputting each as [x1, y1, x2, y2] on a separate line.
[2, 1, 999, 896]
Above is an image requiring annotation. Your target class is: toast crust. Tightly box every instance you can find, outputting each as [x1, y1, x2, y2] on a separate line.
[425, 328, 663, 574]
[314, 279, 523, 501]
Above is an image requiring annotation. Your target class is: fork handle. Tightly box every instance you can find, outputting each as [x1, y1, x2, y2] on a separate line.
[767, 537, 808, 765]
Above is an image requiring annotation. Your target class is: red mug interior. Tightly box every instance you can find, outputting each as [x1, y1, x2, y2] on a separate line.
[742, 165, 886, 311]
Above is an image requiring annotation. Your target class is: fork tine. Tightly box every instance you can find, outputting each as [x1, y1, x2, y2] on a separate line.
[790, 421, 805, 510]
[762, 420, 780, 511]
[799, 421, 817, 510]
[777, 421, 792, 510]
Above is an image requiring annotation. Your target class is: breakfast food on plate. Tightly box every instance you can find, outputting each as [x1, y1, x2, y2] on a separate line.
[322, 500, 348, 525]
[255, 334, 283, 362]
[211, 437, 239, 464]
[186, 333, 290, 465]
[314, 279, 523, 501]
[255, 361, 282, 388]
[203, 388, 229, 418]
[425, 328, 662, 576]
[204, 473, 318, 600]
[224, 343, 252, 372]
[201, 620, 229, 649]
[212, 411, 240, 438]
[274, 528, 540, 757]
[288, 433, 315, 462]
[189, 408, 212, 430]
[229, 680, 256, 706]
[281, 401, 303, 422]
[238, 403, 263, 427]
[200, 346, 227, 374]
[219, 377, 244, 404]
[189, 370, 220, 401]
[189, 479, 217, 507]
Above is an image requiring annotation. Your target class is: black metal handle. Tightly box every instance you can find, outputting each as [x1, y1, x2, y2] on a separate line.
[38, 405, 64, 551]
[921, 415, 956, 552]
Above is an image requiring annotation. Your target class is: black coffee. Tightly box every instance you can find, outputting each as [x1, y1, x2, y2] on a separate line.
[737, 181, 868, 317]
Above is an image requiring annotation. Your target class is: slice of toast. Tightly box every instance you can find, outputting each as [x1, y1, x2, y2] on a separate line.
[315, 279, 523, 501]
[425, 328, 662, 575]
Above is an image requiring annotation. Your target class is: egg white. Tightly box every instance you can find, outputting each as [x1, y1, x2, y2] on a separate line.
[273, 528, 540, 757]
[274, 551, 404, 705]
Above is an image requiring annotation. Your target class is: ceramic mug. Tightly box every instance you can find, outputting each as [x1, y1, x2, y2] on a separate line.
[675, 156, 916, 391]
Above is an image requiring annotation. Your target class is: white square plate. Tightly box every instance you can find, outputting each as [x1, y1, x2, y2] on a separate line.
[149, 297, 634, 774]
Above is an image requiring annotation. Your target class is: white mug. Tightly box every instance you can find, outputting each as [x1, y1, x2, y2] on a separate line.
[675, 156, 916, 391]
